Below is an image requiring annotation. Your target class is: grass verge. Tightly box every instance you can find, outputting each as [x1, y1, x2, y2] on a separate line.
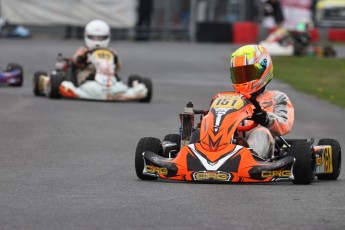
[273, 56, 345, 108]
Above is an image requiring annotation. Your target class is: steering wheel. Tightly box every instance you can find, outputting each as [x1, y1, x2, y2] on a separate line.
[237, 122, 258, 132]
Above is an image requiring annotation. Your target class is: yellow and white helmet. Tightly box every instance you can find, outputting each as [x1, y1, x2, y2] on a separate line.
[230, 44, 273, 95]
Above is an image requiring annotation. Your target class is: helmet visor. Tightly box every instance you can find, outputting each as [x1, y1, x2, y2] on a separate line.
[230, 64, 264, 84]
[87, 35, 109, 41]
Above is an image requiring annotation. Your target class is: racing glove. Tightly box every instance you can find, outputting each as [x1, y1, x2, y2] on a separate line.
[77, 54, 87, 65]
[252, 109, 269, 127]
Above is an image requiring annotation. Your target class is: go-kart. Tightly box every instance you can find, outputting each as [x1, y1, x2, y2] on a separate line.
[0, 63, 23, 86]
[33, 48, 152, 102]
[260, 27, 336, 57]
[135, 91, 341, 184]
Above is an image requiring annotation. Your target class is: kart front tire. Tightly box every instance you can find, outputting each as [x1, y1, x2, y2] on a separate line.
[48, 73, 65, 99]
[7, 63, 23, 87]
[317, 139, 341, 180]
[33, 71, 47, 96]
[140, 77, 153, 103]
[288, 141, 315, 184]
[135, 137, 162, 180]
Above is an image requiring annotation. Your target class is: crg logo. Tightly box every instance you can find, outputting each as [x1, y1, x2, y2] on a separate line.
[145, 165, 168, 175]
[193, 171, 231, 181]
[261, 170, 291, 178]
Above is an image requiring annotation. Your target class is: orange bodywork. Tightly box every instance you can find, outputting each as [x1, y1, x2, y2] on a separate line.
[144, 140, 293, 182]
[163, 143, 274, 182]
[59, 84, 78, 98]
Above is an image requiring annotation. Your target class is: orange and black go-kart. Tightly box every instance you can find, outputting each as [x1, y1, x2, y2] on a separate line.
[135, 92, 341, 184]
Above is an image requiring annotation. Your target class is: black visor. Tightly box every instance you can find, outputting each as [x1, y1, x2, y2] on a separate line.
[87, 35, 109, 41]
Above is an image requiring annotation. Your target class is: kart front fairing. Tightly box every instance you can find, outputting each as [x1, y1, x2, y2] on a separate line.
[141, 142, 295, 182]
[59, 79, 148, 101]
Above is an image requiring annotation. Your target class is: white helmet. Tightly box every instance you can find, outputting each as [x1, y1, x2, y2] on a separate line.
[84, 20, 110, 50]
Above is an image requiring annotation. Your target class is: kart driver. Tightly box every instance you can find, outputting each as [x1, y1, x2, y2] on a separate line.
[72, 19, 122, 86]
[229, 44, 294, 159]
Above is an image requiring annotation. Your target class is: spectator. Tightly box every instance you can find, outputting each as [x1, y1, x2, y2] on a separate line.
[264, 0, 285, 27]
[135, 0, 154, 41]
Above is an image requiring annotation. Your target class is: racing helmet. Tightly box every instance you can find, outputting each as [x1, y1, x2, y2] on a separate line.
[230, 44, 273, 95]
[84, 20, 110, 50]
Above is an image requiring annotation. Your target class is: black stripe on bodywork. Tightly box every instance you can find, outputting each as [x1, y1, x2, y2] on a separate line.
[187, 153, 206, 171]
[217, 154, 241, 173]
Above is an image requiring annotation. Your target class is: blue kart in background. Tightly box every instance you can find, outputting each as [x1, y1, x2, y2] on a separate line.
[0, 63, 23, 87]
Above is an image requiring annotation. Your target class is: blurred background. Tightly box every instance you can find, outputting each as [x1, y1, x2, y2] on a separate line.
[1, 0, 345, 44]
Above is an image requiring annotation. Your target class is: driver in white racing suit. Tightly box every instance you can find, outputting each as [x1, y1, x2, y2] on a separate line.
[72, 19, 121, 85]
[68, 19, 146, 100]
[228, 44, 294, 159]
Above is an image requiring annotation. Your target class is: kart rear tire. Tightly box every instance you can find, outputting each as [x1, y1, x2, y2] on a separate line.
[128, 75, 142, 87]
[48, 73, 65, 99]
[317, 139, 341, 180]
[189, 129, 200, 144]
[288, 141, 315, 184]
[140, 77, 153, 103]
[162, 134, 181, 158]
[33, 71, 47, 96]
[7, 63, 23, 87]
[135, 137, 162, 180]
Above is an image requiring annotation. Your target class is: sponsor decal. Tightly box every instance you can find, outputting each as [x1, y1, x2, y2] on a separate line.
[211, 97, 245, 110]
[315, 146, 333, 174]
[145, 165, 168, 175]
[316, 157, 322, 166]
[93, 49, 112, 60]
[193, 171, 231, 181]
[323, 147, 333, 174]
[261, 170, 291, 178]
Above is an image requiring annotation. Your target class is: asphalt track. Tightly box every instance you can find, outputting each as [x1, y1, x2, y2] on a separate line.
[0, 39, 345, 230]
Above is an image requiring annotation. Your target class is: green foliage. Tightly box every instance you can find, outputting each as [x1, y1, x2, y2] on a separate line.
[273, 56, 345, 107]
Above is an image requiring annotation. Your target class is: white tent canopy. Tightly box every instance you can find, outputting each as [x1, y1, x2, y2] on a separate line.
[0, 0, 137, 28]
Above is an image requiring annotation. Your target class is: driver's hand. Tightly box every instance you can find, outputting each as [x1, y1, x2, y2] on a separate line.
[252, 109, 269, 126]
[77, 54, 87, 65]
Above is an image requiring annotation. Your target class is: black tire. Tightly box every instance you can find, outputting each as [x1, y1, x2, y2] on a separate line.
[7, 63, 23, 87]
[317, 139, 341, 180]
[127, 75, 142, 87]
[288, 141, 315, 184]
[189, 129, 200, 144]
[48, 73, 65, 99]
[140, 77, 153, 103]
[135, 137, 162, 180]
[33, 71, 47, 96]
[162, 134, 181, 158]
